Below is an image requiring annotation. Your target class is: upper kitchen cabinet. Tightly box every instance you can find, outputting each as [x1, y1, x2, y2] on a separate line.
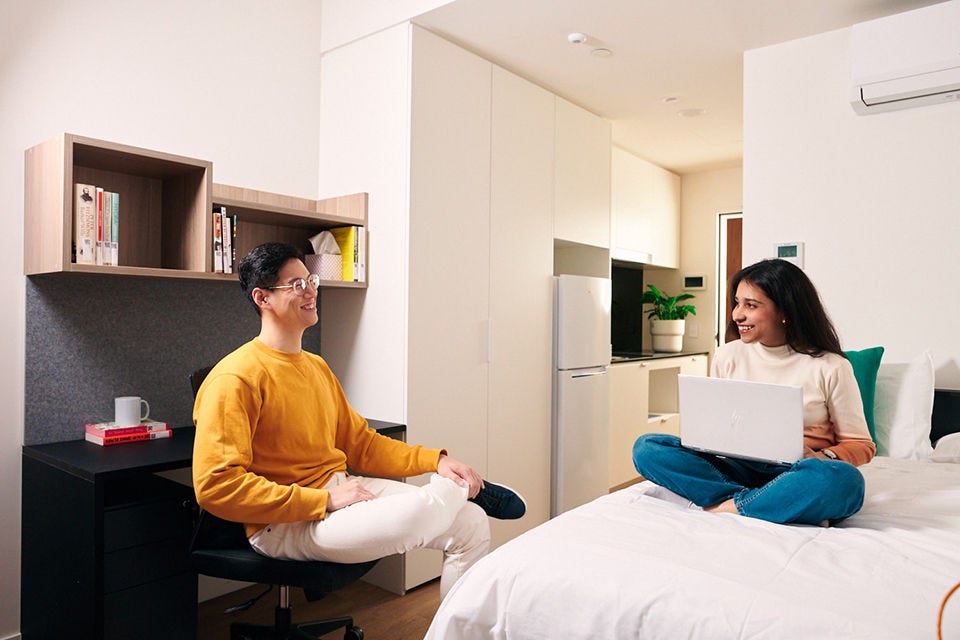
[611, 146, 680, 269]
[554, 98, 611, 249]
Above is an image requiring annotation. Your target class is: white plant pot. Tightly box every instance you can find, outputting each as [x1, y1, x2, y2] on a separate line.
[650, 319, 685, 353]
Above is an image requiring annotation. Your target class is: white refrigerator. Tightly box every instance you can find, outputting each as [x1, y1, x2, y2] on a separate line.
[552, 274, 612, 517]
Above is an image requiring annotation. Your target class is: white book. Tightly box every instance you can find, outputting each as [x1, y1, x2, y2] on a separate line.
[74, 183, 97, 264]
[219, 207, 233, 274]
[110, 191, 119, 266]
[357, 227, 366, 282]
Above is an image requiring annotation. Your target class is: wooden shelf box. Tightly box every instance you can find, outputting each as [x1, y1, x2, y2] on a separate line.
[25, 133, 212, 278]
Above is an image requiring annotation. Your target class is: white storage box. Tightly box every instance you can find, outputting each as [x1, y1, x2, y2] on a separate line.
[304, 254, 342, 281]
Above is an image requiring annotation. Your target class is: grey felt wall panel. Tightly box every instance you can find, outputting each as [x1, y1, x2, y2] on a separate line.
[25, 273, 322, 445]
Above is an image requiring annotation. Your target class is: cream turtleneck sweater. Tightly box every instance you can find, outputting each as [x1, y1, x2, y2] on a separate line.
[711, 340, 875, 466]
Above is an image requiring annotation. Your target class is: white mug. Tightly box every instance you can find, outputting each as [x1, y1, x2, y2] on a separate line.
[115, 396, 150, 427]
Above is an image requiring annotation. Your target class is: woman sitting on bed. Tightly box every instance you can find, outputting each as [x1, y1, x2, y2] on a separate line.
[632, 258, 875, 525]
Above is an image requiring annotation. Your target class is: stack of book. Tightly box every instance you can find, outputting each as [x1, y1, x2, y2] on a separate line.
[212, 205, 236, 274]
[84, 420, 172, 447]
[329, 225, 366, 282]
[74, 183, 119, 266]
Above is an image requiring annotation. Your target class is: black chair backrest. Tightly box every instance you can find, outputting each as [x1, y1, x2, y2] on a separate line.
[190, 510, 252, 553]
[190, 366, 214, 398]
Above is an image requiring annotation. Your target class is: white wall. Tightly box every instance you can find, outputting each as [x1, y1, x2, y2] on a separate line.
[0, 1, 324, 634]
[679, 166, 743, 354]
[744, 27, 960, 384]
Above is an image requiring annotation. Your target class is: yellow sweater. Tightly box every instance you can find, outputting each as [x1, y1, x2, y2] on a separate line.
[192, 339, 442, 536]
[712, 340, 876, 466]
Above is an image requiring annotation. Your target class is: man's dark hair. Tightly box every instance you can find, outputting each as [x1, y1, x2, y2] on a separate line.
[238, 242, 305, 315]
[725, 258, 844, 358]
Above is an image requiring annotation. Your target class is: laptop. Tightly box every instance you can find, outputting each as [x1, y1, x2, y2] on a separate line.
[678, 375, 804, 465]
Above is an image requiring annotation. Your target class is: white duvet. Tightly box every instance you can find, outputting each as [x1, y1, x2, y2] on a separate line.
[427, 458, 960, 639]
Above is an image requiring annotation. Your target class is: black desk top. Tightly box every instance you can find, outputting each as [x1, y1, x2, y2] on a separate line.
[22, 420, 406, 482]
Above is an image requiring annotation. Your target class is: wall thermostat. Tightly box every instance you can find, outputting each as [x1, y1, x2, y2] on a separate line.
[683, 275, 706, 290]
[775, 242, 805, 267]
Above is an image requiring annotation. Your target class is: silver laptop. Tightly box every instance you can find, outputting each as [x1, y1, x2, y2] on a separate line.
[678, 375, 804, 465]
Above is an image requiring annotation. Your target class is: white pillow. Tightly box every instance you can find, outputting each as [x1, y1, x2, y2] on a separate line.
[873, 351, 935, 459]
[931, 432, 960, 463]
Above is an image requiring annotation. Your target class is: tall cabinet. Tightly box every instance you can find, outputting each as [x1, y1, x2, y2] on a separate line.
[319, 24, 555, 591]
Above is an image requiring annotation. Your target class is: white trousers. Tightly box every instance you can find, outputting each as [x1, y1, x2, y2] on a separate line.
[248, 473, 490, 598]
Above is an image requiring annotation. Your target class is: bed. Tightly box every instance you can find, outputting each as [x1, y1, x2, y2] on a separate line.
[426, 351, 960, 639]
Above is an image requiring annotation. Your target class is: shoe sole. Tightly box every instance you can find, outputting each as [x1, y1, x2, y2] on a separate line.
[483, 481, 527, 510]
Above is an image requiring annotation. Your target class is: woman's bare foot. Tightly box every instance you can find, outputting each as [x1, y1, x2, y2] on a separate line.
[704, 498, 738, 514]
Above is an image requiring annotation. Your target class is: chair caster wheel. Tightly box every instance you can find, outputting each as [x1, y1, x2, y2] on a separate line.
[345, 626, 364, 640]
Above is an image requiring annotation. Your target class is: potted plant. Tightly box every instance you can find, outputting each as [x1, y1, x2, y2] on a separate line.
[640, 284, 696, 352]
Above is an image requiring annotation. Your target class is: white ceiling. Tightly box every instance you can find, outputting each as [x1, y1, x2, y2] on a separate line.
[415, 0, 942, 175]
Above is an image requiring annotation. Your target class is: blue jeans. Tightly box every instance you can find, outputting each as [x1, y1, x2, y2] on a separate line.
[632, 433, 865, 525]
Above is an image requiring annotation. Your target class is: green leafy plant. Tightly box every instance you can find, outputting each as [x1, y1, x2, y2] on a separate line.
[640, 284, 697, 320]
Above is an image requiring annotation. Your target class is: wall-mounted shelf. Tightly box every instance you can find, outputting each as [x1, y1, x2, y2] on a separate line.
[212, 184, 368, 289]
[24, 133, 368, 287]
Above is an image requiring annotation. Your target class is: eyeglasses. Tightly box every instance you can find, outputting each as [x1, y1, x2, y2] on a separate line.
[266, 273, 321, 296]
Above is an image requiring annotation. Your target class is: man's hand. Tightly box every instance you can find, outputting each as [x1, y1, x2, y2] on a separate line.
[326, 477, 375, 513]
[437, 455, 483, 498]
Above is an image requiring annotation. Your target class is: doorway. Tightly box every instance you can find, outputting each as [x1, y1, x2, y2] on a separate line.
[716, 213, 742, 345]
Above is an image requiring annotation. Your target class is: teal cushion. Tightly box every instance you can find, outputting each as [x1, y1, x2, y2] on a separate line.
[844, 346, 885, 443]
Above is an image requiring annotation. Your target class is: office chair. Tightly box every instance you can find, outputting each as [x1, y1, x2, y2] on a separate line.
[189, 366, 378, 640]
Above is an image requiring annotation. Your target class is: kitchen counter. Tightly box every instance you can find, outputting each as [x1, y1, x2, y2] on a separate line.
[611, 350, 708, 364]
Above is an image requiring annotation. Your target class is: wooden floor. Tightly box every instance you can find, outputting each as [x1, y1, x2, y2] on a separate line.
[197, 578, 442, 639]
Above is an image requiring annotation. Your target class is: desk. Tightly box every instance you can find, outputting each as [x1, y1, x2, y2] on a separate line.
[21, 420, 406, 640]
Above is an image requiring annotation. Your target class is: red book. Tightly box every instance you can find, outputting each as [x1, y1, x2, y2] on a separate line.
[85, 420, 170, 438]
[96, 187, 104, 265]
[84, 428, 173, 447]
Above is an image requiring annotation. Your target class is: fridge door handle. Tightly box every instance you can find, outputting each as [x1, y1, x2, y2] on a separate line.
[570, 370, 608, 379]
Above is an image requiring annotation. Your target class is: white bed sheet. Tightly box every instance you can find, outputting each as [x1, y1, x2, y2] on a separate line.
[427, 458, 960, 639]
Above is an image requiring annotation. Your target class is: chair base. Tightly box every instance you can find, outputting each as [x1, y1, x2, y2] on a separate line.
[231, 614, 363, 640]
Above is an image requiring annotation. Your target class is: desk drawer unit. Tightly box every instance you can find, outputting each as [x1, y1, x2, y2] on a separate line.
[22, 452, 198, 639]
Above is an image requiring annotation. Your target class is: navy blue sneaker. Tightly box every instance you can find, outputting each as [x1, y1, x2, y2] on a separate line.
[470, 481, 526, 520]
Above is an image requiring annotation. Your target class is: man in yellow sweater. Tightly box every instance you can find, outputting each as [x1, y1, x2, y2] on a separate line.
[193, 242, 524, 598]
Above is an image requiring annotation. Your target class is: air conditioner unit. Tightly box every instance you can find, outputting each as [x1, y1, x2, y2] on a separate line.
[850, 0, 960, 114]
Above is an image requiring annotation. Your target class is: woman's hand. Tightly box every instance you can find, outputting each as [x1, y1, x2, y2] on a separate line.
[437, 454, 483, 498]
[325, 477, 375, 513]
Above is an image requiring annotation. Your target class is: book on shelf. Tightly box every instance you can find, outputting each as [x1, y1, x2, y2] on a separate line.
[101, 190, 113, 266]
[212, 210, 224, 273]
[84, 428, 173, 447]
[357, 226, 366, 282]
[216, 206, 233, 274]
[329, 226, 366, 282]
[74, 183, 97, 264]
[231, 213, 237, 268]
[75, 184, 119, 266]
[110, 191, 119, 266]
[95, 187, 105, 265]
[85, 419, 170, 438]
